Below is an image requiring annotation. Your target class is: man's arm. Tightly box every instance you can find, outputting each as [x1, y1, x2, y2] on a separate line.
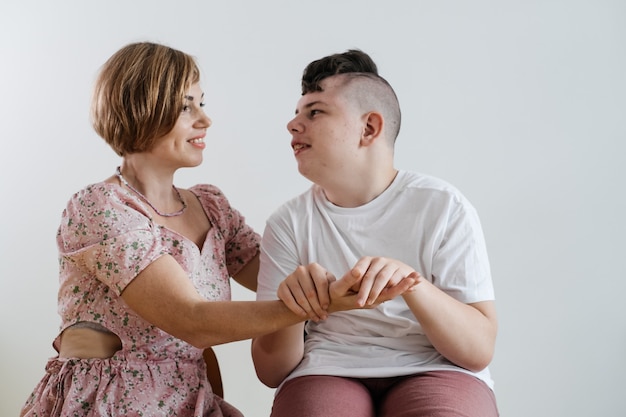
[252, 262, 417, 387]
[408, 195, 497, 371]
[403, 277, 497, 372]
[251, 323, 305, 388]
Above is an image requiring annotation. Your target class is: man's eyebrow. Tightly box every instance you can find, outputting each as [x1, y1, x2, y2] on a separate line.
[295, 100, 324, 114]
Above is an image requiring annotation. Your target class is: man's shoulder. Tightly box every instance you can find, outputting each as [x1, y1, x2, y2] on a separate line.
[268, 185, 316, 220]
[398, 170, 460, 194]
[394, 171, 474, 212]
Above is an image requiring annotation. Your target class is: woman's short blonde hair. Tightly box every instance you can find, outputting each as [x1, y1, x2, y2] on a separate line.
[91, 42, 201, 156]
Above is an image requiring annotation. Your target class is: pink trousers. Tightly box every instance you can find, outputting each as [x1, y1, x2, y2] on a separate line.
[270, 370, 498, 417]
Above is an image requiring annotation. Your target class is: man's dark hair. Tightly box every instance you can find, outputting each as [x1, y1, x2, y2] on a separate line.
[301, 49, 378, 94]
[301, 49, 402, 143]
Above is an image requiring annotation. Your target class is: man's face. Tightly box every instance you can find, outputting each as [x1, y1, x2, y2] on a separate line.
[286, 76, 365, 183]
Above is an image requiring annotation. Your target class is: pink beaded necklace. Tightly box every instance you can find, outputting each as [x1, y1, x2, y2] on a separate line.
[116, 166, 187, 217]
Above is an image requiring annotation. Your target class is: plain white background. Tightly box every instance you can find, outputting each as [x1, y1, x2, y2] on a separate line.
[1, 1, 624, 416]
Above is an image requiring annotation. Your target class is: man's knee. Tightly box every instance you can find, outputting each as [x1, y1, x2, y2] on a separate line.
[271, 376, 374, 417]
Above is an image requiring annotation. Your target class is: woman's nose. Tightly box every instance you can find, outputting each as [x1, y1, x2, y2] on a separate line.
[199, 112, 212, 129]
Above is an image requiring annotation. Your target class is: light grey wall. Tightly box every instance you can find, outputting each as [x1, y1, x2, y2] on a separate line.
[1, 1, 624, 416]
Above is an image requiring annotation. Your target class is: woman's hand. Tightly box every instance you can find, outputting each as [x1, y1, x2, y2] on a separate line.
[277, 263, 335, 321]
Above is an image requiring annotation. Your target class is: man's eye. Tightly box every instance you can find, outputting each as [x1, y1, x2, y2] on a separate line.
[310, 109, 320, 116]
[199, 102, 206, 108]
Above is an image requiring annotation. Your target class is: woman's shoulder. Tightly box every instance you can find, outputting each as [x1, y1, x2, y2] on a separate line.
[188, 183, 229, 211]
[188, 184, 252, 237]
[188, 183, 234, 220]
[58, 181, 165, 293]
[188, 183, 224, 198]
[60, 181, 153, 239]
[65, 181, 123, 209]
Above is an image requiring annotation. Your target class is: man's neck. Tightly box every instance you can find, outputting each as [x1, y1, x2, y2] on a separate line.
[322, 168, 398, 208]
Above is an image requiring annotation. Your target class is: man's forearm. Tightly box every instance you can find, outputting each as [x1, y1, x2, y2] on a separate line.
[251, 323, 306, 388]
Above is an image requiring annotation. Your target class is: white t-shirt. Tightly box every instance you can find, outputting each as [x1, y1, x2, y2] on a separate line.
[257, 170, 495, 389]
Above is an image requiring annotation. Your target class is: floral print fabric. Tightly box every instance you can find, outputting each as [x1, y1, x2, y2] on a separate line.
[21, 182, 260, 417]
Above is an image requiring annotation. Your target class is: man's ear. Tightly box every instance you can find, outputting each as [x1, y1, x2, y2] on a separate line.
[360, 111, 384, 146]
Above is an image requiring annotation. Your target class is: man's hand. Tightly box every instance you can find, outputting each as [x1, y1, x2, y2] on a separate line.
[328, 261, 419, 313]
[348, 256, 420, 306]
[277, 258, 420, 319]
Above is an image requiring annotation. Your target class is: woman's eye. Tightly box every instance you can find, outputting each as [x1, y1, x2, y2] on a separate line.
[182, 105, 191, 112]
[199, 102, 206, 108]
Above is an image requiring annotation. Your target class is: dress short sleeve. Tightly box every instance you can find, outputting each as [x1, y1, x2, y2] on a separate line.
[190, 184, 260, 277]
[57, 183, 167, 296]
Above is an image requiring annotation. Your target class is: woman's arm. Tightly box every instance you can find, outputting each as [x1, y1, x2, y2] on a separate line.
[121, 254, 302, 348]
[121, 254, 406, 349]
[231, 253, 259, 292]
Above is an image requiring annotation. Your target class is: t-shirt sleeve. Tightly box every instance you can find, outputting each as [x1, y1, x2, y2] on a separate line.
[57, 184, 167, 296]
[431, 195, 494, 303]
[256, 210, 299, 301]
[191, 184, 260, 277]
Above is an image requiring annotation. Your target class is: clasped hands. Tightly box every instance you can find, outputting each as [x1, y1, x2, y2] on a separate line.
[277, 256, 420, 322]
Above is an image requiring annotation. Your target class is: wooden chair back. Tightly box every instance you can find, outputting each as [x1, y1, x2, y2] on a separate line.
[203, 347, 224, 398]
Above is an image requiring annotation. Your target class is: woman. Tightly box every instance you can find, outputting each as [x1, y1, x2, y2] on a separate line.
[20, 42, 413, 417]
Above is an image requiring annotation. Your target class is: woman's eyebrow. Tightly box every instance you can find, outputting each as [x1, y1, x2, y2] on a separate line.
[184, 92, 205, 101]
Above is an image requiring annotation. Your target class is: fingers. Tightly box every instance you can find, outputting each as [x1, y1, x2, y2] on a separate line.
[277, 264, 334, 321]
[277, 278, 308, 317]
[281, 258, 421, 317]
[327, 270, 363, 312]
[377, 272, 420, 302]
[334, 268, 363, 298]
[316, 271, 334, 310]
[350, 257, 416, 306]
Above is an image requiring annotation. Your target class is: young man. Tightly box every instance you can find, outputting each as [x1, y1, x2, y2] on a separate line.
[252, 50, 499, 417]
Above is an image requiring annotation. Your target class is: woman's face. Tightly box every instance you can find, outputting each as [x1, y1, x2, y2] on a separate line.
[148, 82, 212, 168]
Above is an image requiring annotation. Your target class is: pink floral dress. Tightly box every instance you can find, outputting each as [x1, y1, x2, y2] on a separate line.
[21, 181, 260, 417]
